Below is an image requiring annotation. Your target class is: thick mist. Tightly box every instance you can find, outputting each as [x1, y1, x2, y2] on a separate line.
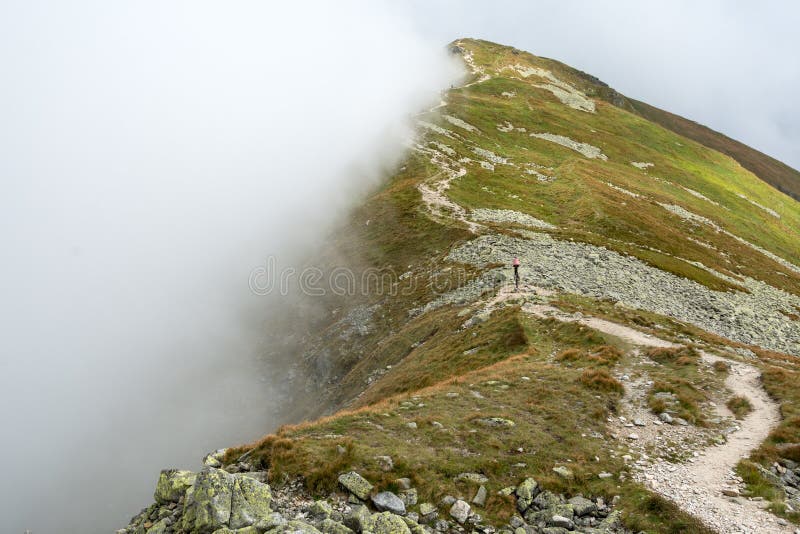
[0, 2, 460, 532]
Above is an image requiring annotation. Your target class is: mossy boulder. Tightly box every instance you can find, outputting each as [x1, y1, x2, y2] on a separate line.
[338, 472, 373, 500]
[182, 468, 235, 533]
[155, 469, 197, 504]
[230, 474, 273, 529]
[267, 520, 322, 534]
[370, 512, 411, 534]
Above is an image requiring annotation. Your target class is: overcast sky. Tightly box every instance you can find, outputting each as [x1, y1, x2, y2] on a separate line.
[403, 0, 800, 170]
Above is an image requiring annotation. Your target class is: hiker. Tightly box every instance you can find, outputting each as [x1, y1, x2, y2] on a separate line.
[512, 257, 521, 290]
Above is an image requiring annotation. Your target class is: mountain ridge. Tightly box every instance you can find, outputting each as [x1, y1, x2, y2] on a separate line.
[119, 38, 800, 534]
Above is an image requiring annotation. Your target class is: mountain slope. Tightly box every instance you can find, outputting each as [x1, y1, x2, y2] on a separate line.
[120, 39, 800, 534]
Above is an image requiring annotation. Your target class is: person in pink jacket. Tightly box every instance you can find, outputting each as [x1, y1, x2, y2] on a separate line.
[512, 257, 521, 290]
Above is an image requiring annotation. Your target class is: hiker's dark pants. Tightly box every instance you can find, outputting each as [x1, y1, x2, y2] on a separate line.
[513, 265, 519, 287]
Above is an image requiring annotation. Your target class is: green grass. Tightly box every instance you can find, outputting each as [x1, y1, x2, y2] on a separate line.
[727, 395, 754, 419]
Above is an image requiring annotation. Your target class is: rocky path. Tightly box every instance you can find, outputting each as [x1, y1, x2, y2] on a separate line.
[483, 287, 791, 533]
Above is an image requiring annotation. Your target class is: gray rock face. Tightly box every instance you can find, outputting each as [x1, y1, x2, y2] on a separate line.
[338, 472, 373, 500]
[182, 468, 235, 533]
[449, 499, 471, 524]
[371, 491, 406, 515]
[229, 474, 272, 529]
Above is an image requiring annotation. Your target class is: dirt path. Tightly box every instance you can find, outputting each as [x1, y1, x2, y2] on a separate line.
[497, 290, 790, 533]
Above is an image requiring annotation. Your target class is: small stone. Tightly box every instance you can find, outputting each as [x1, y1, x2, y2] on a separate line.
[476, 417, 515, 428]
[659, 413, 673, 424]
[407, 422, 418, 429]
[598, 472, 613, 479]
[455, 472, 489, 484]
[472, 486, 487, 507]
[449, 500, 471, 524]
[628, 433, 639, 440]
[634, 418, 646, 426]
[721, 488, 740, 497]
[552, 466, 574, 480]
[418, 502, 437, 517]
[396, 478, 412, 490]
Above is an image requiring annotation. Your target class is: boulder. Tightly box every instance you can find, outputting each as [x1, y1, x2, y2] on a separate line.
[371, 512, 412, 534]
[344, 505, 373, 533]
[182, 468, 235, 534]
[568, 496, 595, 517]
[449, 500, 471, 524]
[145, 518, 169, 534]
[155, 469, 197, 504]
[310, 500, 334, 520]
[548, 515, 573, 529]
[338, 472, 373, 500]
[372, 491, 406, 515]
[472, 485, 487, 507]
[399, 488, 418, 507]
[320, 519, 354, 534]
[230, 474, 273, 529]
[515, 478, 539, 511]
[267, 520, 322, 534]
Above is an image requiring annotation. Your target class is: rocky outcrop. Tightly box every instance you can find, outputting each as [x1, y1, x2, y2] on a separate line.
[121, 459, 630, 534]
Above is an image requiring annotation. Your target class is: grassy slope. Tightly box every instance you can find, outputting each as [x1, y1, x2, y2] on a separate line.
[225, 39, 800, 532]
[627, 98, 800, 201]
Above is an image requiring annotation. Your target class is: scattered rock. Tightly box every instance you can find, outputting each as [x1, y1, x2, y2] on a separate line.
[472, 486, 487, 507]
[552, 466, 574, 480]
[449, 500, 471, 524]
[338, 472, 373, 500]
[372, 492, 406, 515]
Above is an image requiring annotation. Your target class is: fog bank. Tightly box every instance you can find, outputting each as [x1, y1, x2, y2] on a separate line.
[0, 2, 459, 531]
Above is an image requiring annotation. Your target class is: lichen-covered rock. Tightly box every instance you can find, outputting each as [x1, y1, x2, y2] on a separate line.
[310, 500, 334, 520]
[568, 496, 596, 517]
[145, 518, 169, 534]
[515, 478, 539, 511]
[338, 472, 373, 500]
[370, 512, 411, 534]
[230, 474, 273, 529]
[320, 519, 354, 534]
[182, 468, 235, 533]
[203, 449, 228, 468]
[267, 520, 322, 534]
[155, 469, 197, 504]
[344, 505, 373, 533]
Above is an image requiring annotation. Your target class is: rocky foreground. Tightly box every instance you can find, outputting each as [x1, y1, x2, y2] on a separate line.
[120, 450, 632, 534]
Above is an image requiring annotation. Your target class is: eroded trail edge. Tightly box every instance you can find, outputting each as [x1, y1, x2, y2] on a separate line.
[520, 299, 791, 534]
